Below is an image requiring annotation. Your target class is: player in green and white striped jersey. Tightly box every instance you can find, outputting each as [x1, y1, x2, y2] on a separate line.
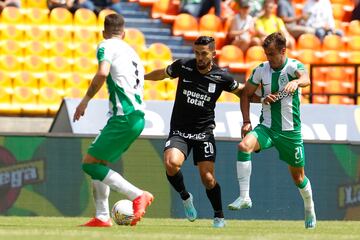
[228, 32, 316, 229]
[73, 14, 153, 227]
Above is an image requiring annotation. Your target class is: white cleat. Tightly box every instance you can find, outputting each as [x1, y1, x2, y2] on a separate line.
[183, 193, 197, 222]
[305, 209, 316, 229]
[213, 217, 226, 228]
[228, 197, 252, 210]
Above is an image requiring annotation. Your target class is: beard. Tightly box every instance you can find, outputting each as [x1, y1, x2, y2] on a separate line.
[197, 61, 210, 70]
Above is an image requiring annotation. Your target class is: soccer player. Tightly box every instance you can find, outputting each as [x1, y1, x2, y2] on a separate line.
[228, 32, 316, 229]
[145, 36, 257, 228]
[73, 13, 153, 227]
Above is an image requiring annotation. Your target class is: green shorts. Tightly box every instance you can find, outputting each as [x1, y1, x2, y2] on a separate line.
[249, 124, 305, 167]
[88, 110, 145, 163]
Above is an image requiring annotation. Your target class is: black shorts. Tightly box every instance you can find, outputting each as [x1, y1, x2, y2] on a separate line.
[164, 130, 216, 165]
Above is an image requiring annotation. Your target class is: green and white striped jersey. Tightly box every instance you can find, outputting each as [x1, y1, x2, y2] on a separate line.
[96, 38, 145, 116]
[248, 58, 305, 132]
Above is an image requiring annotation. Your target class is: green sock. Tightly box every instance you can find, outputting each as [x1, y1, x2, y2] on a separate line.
[297, 176, 309, 189]
[82, 163, 110, 181]
[237, 151, 251, 161]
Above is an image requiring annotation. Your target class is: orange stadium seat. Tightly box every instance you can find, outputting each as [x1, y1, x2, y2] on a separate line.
[13, 71, 39, 89]
[63, 87, 87, 98]
[312, 95, 329, 104]
[64, 73, 90, 91]
[151, 0, 170, 18]
[73, 57, 97, 74]
[23, 55, 47, 73]
[329, 96, 355, 105]
[24, 40, 48, 58]
[73, 42, 96, 58]
[0, 87, 20, 115]
[0, 55, 22, 72]
[166, 79, 177, 100]
[348, 20, 360, 36]
[48, 56, 72, 73]
[147, 43, 172, 63]
[297, 33, 321, 50]
[218, 45, 244, 68]
[129, 44, 148, 62]
[1, 40, 23, 57]
[49, 7, 73, 26]
[48, 27, 73, 42]
[48, 41, 73, 58]
[25, 8, 49, 25]
[38, 87, 63, 114]
[124, 28, 146, 47]
[0, 71, 13, 92]
[347, 51, 360, 63]
[347, 36, 360, 51]
[146, 59, 169, 73]
[245, 46, 266, 63]
[1, 24, 24, 41]
[322, 34, 345, 51]
[25, 26, 48, 42]
[73, 28, 97, 44]
[74, 8, 97, 28]
[296, 49, 322, 65]
[97, 9, 116, 28]
[172, 13, 199, 39]
[332, 3, 345, 20]
[12, 86, 41, 115]
[321, 50, 344, 63]
[26, 0, 48, 8]
[1, 7, 24, 24]
[198, 14, 225, 48]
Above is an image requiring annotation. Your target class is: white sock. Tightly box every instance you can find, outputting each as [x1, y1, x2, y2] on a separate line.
[298, 179, 315, 211]
[102, 169, 143, 200]
[92, 180, 110, 221]
[236, 161, 252, 199]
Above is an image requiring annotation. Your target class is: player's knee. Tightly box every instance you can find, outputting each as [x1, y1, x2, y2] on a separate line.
[163, 158, 180, 175]
[238, 141, 252, 153]
[200, 173, 216, 189]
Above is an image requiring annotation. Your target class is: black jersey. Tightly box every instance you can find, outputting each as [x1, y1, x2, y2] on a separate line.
[166, 58, 239, 133]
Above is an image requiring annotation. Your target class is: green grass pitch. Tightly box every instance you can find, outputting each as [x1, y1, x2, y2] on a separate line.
[0, 217, 359, 240]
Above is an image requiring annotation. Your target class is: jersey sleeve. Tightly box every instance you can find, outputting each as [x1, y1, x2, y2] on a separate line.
[96, 42, 114, 64]
[289, 59, 306, 79]
[248, 64, 263, 86]
[223, 74, 239, 92]
[165, 59, 182, 78]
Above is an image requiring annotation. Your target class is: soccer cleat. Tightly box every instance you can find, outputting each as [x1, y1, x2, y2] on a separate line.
[305, 209, 316, 229]
[228, 197, 252, 210]
[213, 217, 226, 228]
[183, 193, 197, 222]
[131, 191, 154, 226]
[80, 217, 113, 227]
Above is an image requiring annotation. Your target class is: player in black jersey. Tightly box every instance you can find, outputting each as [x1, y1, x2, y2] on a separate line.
[145, 36, 257, 228]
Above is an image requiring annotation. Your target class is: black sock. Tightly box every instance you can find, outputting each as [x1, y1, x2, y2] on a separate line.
[166, 171, 190, 200]
[206, 183, 224, 218]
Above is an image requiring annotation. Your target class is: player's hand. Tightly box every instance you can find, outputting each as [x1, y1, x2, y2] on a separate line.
[263, 93, 278, 105]
[284, 80, 298, 94]
[241, 123, 252, 138]
[73, 101, 88, 122]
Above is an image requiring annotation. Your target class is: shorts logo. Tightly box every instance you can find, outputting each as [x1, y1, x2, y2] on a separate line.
[172, 130, 206, 140]
[208, 83, 216, 93]
[165, 140, 171, 147]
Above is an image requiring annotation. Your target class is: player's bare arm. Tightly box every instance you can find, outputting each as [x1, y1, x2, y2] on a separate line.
[73, 61, 110, 122]
[284, 70, 310, 93]
[144, 68, 169, 81]
[231, 83, 261, 103]
[240, 82, 258, 137]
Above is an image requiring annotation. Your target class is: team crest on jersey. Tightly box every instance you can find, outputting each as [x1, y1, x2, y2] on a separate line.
[208, 83, 216, 93]
[278, 73, 288, 88]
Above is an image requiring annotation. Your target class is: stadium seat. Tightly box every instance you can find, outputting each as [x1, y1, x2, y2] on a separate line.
[329, 96, 355, 105]
[332, 3, 345, 20]
[25, 26, 48, 42]
[73, 28, 97, 44]
[0, 87, 20, 115]
[0, 71, 13, 92]
[198, 14, 225, 48]
[321, 50, 344, 63]
[297, 33, 321, 50]
[39, 72, 64, 91]
[64, 73, 90, 91]
[151, 0, 170, 19]
[48, 27, 73, 42]
[24, 40, 48, 58]
[23, 55, 47, 73]
[347, 36, 360, 51]
[1, 7, 24, 24]
[312, 95, 328, 104]
[1, 24, 24, 41]
[124, 28, 146, 47]
[25, 8, 49, 25]
[73, 8, 97, 28]
[296, 49, 322, 65]
[348, 20, 360, 36]
[166, 79, 177, 100]
[129, 44, 148, 63]
[63, 87, 87, 98]
[147, 43, 172, 63]
[38, 87, 63, 115]
[322, 34, 345, 51]
[48, 41, 73, 58]
[73, 42, 96, 58]
[12, 86, 42, 115]
[13, 71, 39, 89]
[347, 51, 360, 63]
[218, 45, 244, 68]
[73, 57, 97, 75]
[26, 0, 48, 8]
[146, 59, 169, 73]
[245, 46, 266, 63]
[49, 7, 73, 26]
[97, 9, 116, 28]
[172, 13, 199, 39]
[48, 56, 72, 73]
[0, 40, 23, 57]
[0, 55, 22, 72]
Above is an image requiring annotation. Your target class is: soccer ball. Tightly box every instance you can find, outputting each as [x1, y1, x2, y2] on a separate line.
[111, 199, 134, 225]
